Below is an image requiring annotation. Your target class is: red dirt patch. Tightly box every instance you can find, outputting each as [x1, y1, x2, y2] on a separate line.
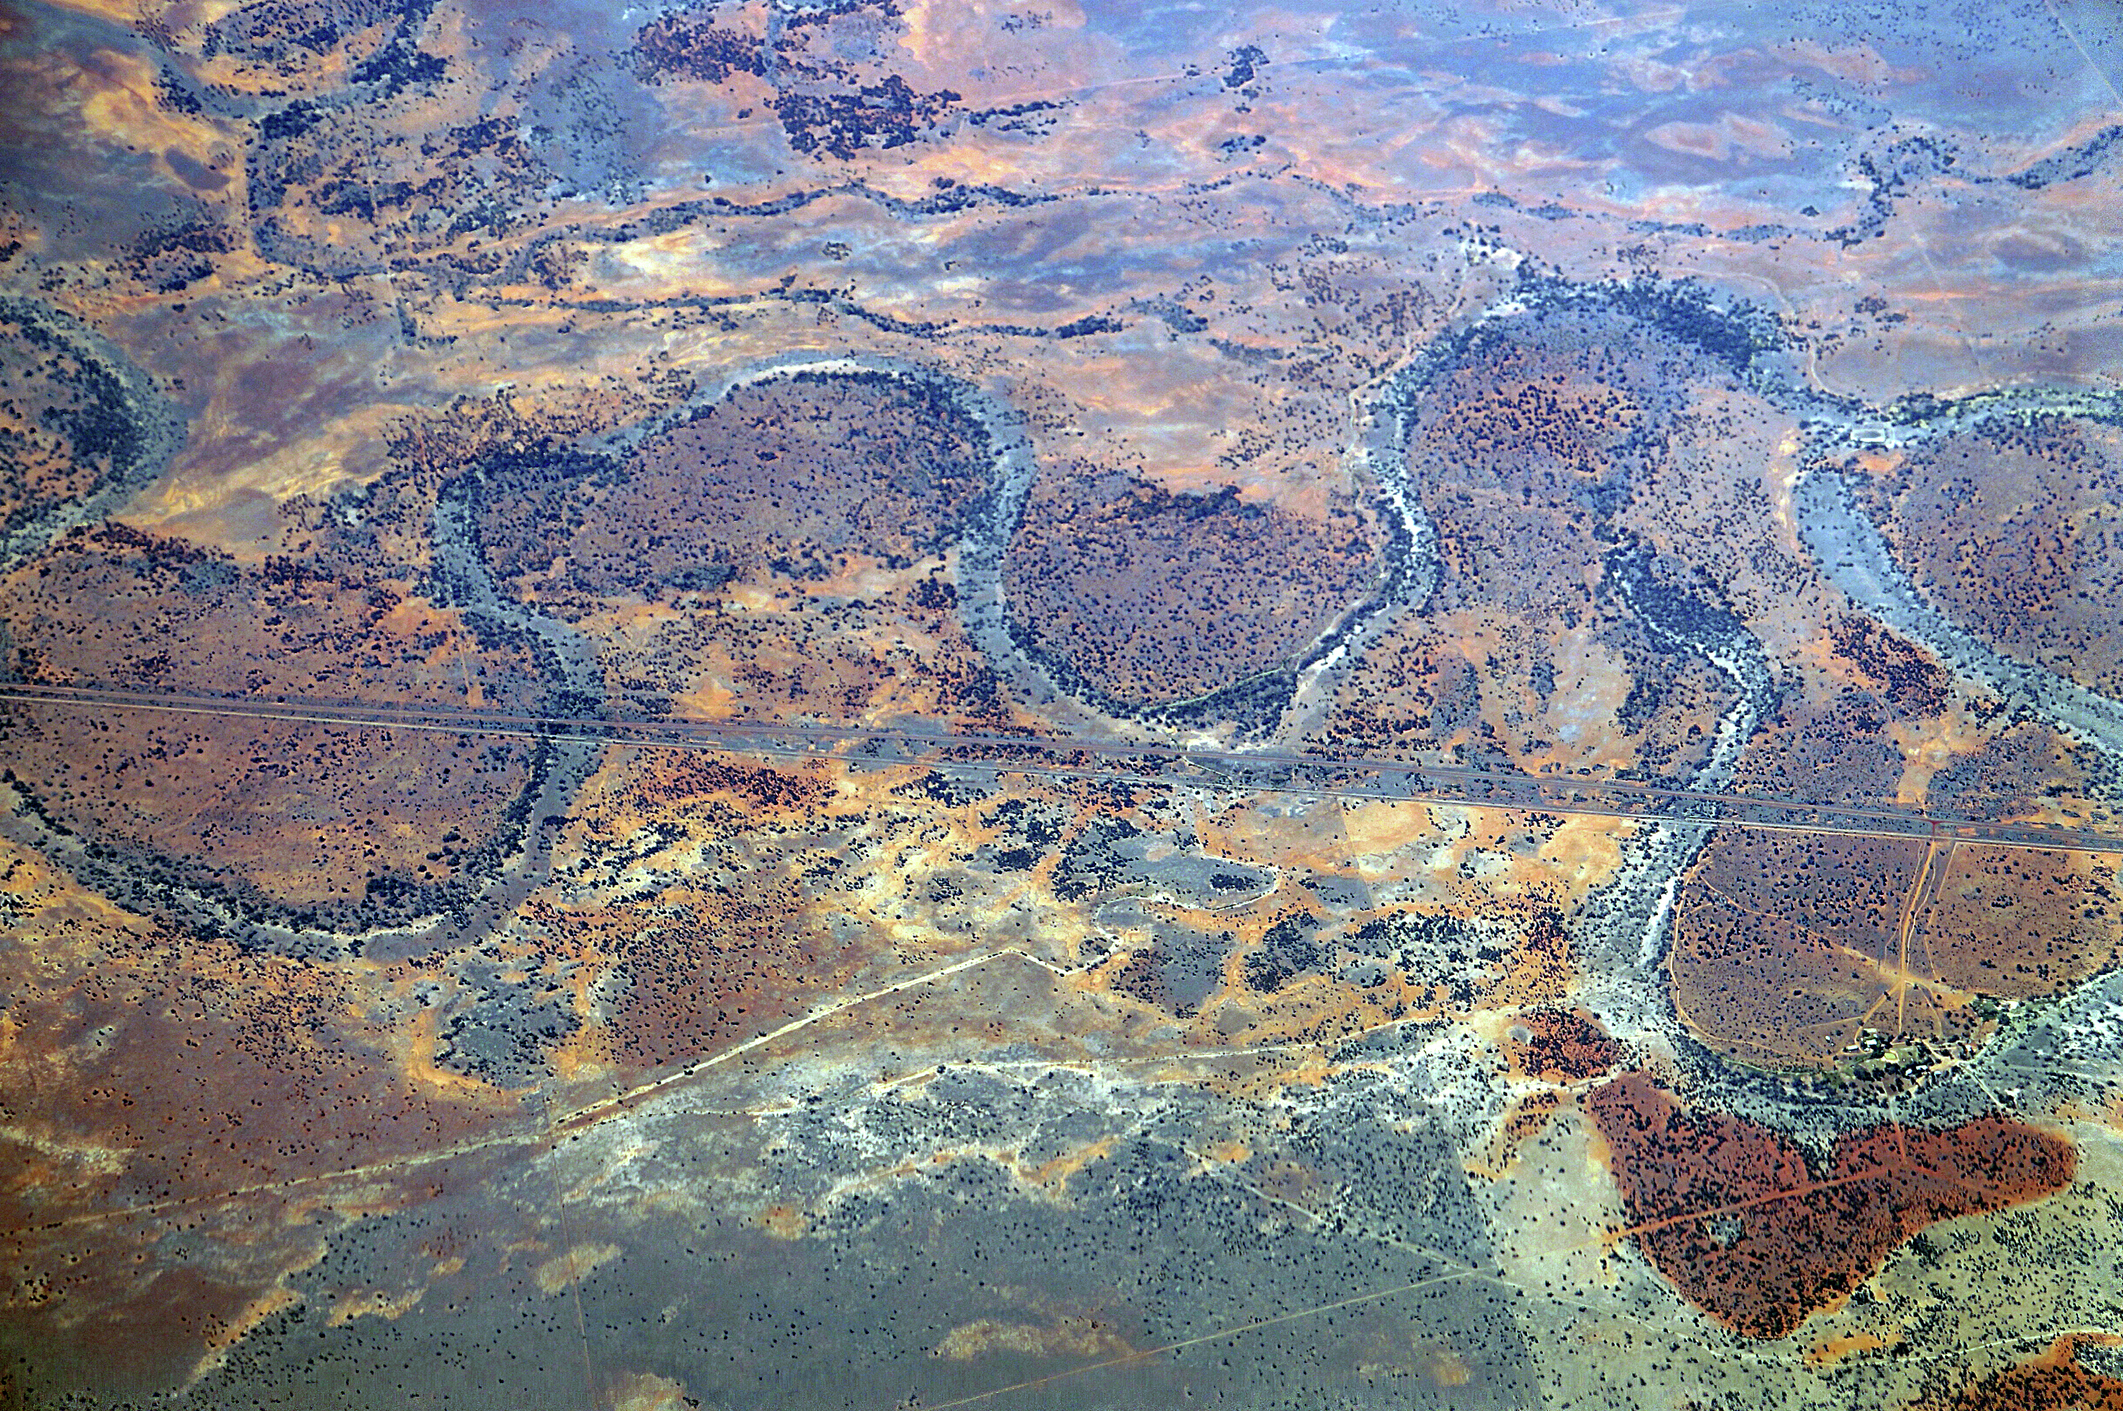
[1909, 1336, 2123, 1411]
[1585, 1071, 2075, 1339]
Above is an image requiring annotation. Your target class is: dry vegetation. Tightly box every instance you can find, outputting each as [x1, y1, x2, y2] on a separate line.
[477, 374, 991, 610]
[1733, 688, 1910, 808]
[1003, 461, 1381, 710]
[1667, 832, 1954, 1067]
[1669, 665, 2119, 1066]
[1906, 1336, 2123, 1411]
[0, 524, 546, 921]
[596, 572, 1017, 726]
[1586, 1071, 2075, 1341]
[1829, 616, 1950, 719]
[528, 749, 864, 1072]
[1924, 721, 2112, 824]
[1883, 417, 2123, 697]
[0, 841, 520, 1378]
[1666, 568, 2120, 1069]
[1922, 845, 2122, 998]
[1414, 327, 1655, 616]
[1503, 1007, 1620, 1083]
[1670, 828, 2118, 1071]
[0, 309, 134, 538]
[1314, 312, 1743, 775]
[4, 0, 2118, 1398]
[458, 374, 1025, 727]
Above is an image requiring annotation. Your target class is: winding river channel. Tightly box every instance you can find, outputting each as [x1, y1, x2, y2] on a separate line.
[1585, 394, 2122, 1131]
[1309, 288, 2123, 1131]
[1790, 402, 2123, 1125]
[1795, 450, 2123, 758]
[5, 287, 2119, 1121]
[580, 318, 2123, 1136]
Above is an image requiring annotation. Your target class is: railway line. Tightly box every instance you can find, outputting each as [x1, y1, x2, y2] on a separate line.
[5, 679, 2118, 855]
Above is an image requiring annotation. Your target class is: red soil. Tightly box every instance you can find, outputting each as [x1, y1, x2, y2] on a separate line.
[1585, 1072, 2075, 1339]
[1909, 1336, 2123, 1411]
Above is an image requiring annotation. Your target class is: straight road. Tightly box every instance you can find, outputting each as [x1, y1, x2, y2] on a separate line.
[5, 680, 2118, 854]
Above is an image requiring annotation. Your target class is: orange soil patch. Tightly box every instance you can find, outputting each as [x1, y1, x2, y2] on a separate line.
[1585, 1072, 2075, 1340]
[626, 754, 832, 814]
[1806, 1330, 1888, 1366]
[1908, 1336, 2123, 1411]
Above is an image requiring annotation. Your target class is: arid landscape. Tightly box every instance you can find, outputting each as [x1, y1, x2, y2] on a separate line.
[2, 0, 2120, 1407]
